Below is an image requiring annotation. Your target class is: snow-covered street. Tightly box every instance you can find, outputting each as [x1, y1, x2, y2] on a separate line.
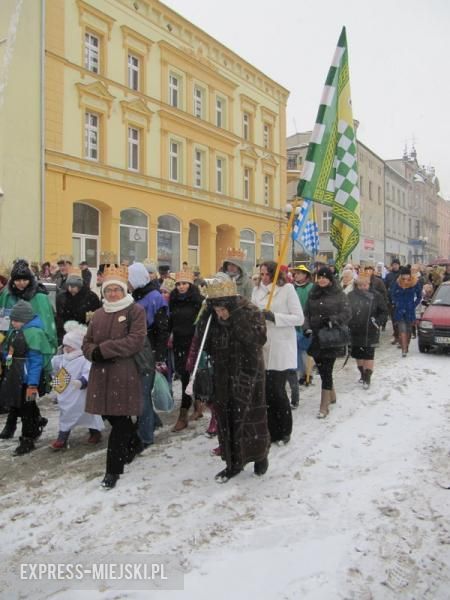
[0, 332, 449, 599]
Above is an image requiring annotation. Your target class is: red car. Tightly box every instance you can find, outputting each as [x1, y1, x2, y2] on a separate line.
[418, 281, 450, 353]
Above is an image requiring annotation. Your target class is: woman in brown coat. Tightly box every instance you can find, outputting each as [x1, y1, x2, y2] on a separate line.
[82, 265, 146, 489]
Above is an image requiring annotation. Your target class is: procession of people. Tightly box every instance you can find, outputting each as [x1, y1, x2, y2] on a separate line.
[0, 249, 443, 489]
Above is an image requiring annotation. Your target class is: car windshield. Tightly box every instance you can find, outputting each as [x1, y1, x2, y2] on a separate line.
[431, 285, 450, 306]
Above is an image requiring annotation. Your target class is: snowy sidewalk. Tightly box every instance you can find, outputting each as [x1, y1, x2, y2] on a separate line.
[0, 334, 449, 599]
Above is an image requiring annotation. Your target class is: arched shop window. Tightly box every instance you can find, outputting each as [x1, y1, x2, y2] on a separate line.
[72, 203, 99, 267]
[157, 215, 181, 271]
[260, 231, 275, 261]
[240, 228, 256, 274]
[120, 209, 148, 264]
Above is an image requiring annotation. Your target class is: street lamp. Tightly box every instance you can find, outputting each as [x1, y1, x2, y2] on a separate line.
[284, 201, 301, 266]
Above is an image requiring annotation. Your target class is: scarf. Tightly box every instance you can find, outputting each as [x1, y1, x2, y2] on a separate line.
[102, 294, 134, 313]
[397, 275, 418, 290]
[63, 349, 84, 362]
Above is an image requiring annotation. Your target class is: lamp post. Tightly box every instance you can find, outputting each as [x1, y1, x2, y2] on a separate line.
[284, 201, 301, 267]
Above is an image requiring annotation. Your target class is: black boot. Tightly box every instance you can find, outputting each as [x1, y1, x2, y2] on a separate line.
[215, 466, 242, 483]
[0, 414, 17, 439]
[357, 366, 364, 383]
[13, 437, 35, 456]
[363, 369, 373, 390]
[254, 456, 269, 476]
[101, 473, 120, 489]
[35, 417, 48, 439]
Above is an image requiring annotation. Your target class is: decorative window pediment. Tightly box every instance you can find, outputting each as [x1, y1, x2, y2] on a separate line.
[76, 81, 115, 116]
[240, 94, 258, 115]
[121, 25, 153, 55]
[261, 152, 278, 169]
[121, 99, 154, 130]
[240, 144, 259, 163]
[260, 106, 277, 126]
[77, 0, 115, 40]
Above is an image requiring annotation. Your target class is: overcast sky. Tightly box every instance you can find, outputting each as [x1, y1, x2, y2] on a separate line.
[164, 0, 450, 199]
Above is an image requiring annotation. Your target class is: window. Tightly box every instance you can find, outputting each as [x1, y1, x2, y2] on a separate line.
[188, 223, 199, 267]
[72, 203, 99, 268]
[84, 32, 100, 73]
[84, 112, 99, 161]
[360, 175, 364, 196]
[263, 174, 272, 205]
[386, 181, 390, 198]
[263, 123, 271, 149]
[216, 96, 225, 128]
[194, 150, 203, 188]
[369, 180, 373, 201]
[169, 141, 180, 182]
[128, 53, 140, 90]
[322, 210, 332, 233]
[169, 73, 179, 108]
[240, 229, 255, 273]
[120, 209, 148, 264]
[216, 158, 224, 193]
[157, 215, 181, 271]
[261, 232, 274, 261]
[378, 185, 382, 205]
[128, 126, 140, 171]
[193, 85, 204, 119]
[243, 112, 250, 141]
[243, 168, 250, 200]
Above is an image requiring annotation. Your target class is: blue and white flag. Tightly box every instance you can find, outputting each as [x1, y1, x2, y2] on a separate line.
[292, 198, 312, 242]
[301, 220, 320, 256]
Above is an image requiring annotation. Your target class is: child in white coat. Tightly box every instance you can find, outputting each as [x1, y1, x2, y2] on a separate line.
[49, 322, 104, 449]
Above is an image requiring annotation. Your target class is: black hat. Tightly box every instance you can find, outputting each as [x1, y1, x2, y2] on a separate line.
[399, 265, 411, 276]
[316, 266, 334, 281]
[10, 259, 34, 282]
[10, 300, 35, 323]
[158, 265, 170, 274]
[391, 258, 401, 266]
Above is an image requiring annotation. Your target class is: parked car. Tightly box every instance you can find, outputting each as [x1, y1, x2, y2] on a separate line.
[417, 281, 450, 353]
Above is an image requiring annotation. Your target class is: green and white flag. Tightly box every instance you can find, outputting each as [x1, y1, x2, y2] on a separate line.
[297, 27, 360, 271]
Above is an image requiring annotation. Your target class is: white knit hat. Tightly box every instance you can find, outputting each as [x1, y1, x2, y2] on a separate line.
[62, 321, 87, 350]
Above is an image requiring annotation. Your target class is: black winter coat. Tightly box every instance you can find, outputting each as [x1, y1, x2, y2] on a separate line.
[169, 284, 202, 374]
[56, 287, 101, 343]
[348, 288, 388, 348]
[303, 280, 351, 358]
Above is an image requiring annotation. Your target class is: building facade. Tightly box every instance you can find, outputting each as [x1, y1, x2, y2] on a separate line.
[1, 0, 290, 274]
[436, 195, 450, 261]
[384, 163, 409, 264]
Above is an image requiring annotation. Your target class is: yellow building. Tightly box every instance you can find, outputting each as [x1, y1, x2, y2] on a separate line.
[34, 0, 288, 275]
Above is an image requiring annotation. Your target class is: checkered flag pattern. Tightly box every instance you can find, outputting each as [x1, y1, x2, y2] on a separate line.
[292, 198, 312, 242]
[297, 27, 360, 271]
[51, 366, 72, 394]
[301, 220, 320, 256]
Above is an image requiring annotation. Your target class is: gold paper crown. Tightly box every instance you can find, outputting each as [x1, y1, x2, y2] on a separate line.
[103, 264, 128, 284]
[67, 266, 82, 278]
[225, 248, 246, 261]
[206, 278, 238, 299]
[160, 278, 176, 293]
[175, 270, 194, 284]
[99, 250, 117, 265]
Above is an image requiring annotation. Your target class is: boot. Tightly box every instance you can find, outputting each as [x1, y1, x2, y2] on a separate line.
[101, 473, 120, 489]
[35, 417, 48, 439]
[205, 408, 218, 438]
[172, 407, 189, 432]
[357, 365, 364, 383]
[13, 436, 35, 456]
[329, 388, 336, 404]
[49, 430, 70, 450]
[317, 390, 331, 419]
[87, 429, 102, 444]
[362, 369, 373, 390]
[0, 412, 17, 439]
[399, 332, 409, 357]
[189, 399, 204, 421]
[254, 456, 269, 476]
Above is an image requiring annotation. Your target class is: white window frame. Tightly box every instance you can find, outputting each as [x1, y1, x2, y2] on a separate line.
[169, 140, 180, 182]
[84, 32, 100, 73]
[84, 111, 99, 161]
[128, 53, 140, 90]
[322, 210, 332, 233]
[169, 73, 179, 108]
[243, 112, 250, 141]
[263, 123, 271, 149]
[216, 157, 224, 194]
[194, 149, 203, 188]
[193, 85, 204, 119]
[128, 126, 140, 171]
[216, 96, 225, 128]
[243, 167, 250, 200]
[264, 174, 271, 205]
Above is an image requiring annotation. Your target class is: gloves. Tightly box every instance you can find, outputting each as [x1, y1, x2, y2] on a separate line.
[70, 379, 82, 390]
[303, 329, 312, 338]
[262, 310, 275, 323]
[91, 346, 108, 363]
[25, 386, 38, 402]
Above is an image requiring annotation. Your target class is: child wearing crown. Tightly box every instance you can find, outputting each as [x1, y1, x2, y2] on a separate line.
[49, 322, 104, 449]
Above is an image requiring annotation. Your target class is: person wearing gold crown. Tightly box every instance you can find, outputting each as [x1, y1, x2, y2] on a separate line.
[82, 264, 147, 489]
[220, 248, 253, 300]
[198, 276, 270, 482]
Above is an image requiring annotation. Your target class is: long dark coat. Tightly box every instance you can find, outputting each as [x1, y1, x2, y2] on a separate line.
[348, 288, 388, 347]
[56, 286, 101, 342]
[169, 284, 202, 374]
[82, 303, 146, 416]
[202, 298, 270, 471]
[303, 280, 352, 358]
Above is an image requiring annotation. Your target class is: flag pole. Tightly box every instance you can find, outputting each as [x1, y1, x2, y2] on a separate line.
[265, 199, 300, 310]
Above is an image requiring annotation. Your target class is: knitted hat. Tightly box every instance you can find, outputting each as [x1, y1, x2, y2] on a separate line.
[66, 267, 83, 288]
[10, 259, 34, 282]
[399, 265, 411, 276]
[158, 265, 171, 274]
[128, 262, 150, 290]
[62, 321, 87, 350]
[143, 258, 157, 274]
[10, 300, 35, 323]
[316, 266, 334, 281]
[391, 258, 401, 266]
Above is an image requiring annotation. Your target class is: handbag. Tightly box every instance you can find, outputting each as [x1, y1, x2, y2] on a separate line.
[152, 371, 174, 412]
[193, 352, 214, 401]
[318, 322, 350, 349]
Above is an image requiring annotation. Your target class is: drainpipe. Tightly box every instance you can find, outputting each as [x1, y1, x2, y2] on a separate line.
[39, 0, 46, 261]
